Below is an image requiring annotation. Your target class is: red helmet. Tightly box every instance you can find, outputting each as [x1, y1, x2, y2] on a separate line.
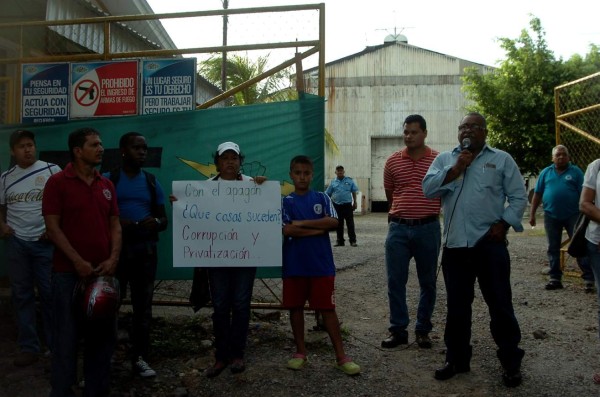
[79, 276, 120, 321]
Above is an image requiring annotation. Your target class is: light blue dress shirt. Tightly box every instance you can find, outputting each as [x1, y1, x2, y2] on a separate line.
[422, 144, 526, 248]
[325, 176, 358, 205]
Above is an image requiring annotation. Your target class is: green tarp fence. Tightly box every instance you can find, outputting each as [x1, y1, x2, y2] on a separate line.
[0, 94, 325, 280]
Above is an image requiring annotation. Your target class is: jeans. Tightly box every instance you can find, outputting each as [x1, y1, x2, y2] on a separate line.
[5, 235, 53, 353]
[50, 272, 117, 397]
[545, 213, 594, 282]
[384, 220, 440, 335]
[207, 267, 256, 362]
[117, 241, 157, 361]
[333, 203, 356, 244]
[441, 240, 524, 370]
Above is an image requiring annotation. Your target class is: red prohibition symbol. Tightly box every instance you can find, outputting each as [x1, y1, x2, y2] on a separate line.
[75, 79, 100, 106]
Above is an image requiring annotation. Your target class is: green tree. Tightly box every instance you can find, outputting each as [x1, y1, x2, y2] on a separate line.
[462, 17, 600, 176]
[200, 54, 293, 105]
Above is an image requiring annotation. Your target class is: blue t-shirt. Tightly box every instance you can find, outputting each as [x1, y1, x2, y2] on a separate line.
[102, 170, 165, 221]
[534, 163, 583, 220]
[282, 190, 337, 277]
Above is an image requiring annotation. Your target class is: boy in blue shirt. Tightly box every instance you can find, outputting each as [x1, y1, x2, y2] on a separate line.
[281, 155, 360, 376]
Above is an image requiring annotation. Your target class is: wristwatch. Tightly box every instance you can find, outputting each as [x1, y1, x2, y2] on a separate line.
[154, 217, 162, 226]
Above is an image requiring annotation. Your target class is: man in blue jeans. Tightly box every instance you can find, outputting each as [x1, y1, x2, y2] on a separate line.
[0, 130, 61, 366]
[381, 114, 441, 350]
[43, 127, 121, 397]
[529, 145, 594, 291]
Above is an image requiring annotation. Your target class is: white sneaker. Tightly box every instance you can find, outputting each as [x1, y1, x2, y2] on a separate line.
[133, 356, 156, 378]
[541, 267, 551, 275]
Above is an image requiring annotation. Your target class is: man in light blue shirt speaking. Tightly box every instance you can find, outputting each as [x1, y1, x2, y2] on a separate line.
[422, 112, 526, 388]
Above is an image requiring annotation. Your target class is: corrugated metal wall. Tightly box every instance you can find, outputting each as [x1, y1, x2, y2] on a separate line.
[306, 42, 493, 210]
[47, 0, 162, 54]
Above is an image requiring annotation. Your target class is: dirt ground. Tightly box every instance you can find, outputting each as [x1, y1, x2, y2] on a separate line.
[1, 212, 600, 397]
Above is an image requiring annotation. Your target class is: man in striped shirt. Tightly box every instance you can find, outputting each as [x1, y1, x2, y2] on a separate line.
[381, 114, 441, 350]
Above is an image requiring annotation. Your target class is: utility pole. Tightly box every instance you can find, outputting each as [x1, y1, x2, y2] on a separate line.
[221, 0, 228, 92]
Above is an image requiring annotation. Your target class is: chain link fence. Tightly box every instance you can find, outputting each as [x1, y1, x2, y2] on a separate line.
[556, 71, 600, 274]
[556, 71, 600, 169]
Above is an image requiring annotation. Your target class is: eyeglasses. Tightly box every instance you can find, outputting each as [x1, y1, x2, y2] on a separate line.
[458, 123, 484, 131]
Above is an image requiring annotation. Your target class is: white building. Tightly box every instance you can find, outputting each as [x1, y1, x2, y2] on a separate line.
[304, 35, 494, 212]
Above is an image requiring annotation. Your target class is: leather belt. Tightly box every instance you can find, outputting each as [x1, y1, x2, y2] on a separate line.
[389, 215, 438, 226]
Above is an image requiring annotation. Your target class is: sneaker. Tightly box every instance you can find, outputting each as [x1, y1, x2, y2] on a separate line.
[585, 282, 596, 294]
[334, 242, 345, 247]
[133, 356, 156, 378]
[336, 357, 360, 376]
[350, 242, 358, 247]
[287, 354, 308, 370]
[13, 351, 39, 367]
[545, 280, 563, 290]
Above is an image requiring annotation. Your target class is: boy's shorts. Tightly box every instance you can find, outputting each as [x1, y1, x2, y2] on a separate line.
[282, 276, 336, 310]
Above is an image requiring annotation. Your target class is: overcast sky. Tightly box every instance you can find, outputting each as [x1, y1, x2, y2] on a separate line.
[146, 0, 599, 67]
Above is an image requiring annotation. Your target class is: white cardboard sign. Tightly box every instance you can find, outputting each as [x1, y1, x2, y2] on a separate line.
[172, 180, 282, 267]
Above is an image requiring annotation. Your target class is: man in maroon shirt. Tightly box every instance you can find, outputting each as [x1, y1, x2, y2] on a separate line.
[43, 127, 121, 397]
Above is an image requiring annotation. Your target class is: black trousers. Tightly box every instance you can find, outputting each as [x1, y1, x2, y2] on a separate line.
[333, 202, 356, 244]
[441, 240, 524, 371]
[117, 241, 157, 362]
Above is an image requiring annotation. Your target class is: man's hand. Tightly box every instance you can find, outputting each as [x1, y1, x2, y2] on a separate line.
[94, 257, 119, 277]
[0, 223, 14, 239]
[73, 259, 96, 279]
[138, 216, 161, 232]
[487, 221, 508, 242]
[455, 149, 474, 171]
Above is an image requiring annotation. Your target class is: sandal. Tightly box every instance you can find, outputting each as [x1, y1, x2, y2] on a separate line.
[593, 373, 600, 384]
[287, 353, 308, 370]
[336, 357, 361, 376]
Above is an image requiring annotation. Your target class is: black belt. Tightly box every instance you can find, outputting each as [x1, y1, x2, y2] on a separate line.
[390, 215, 438, 226]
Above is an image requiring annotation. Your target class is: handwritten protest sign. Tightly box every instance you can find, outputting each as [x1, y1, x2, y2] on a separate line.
[172, 180, 282, 268]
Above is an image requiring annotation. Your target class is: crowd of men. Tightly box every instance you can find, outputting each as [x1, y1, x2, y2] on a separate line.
[2, 111, 596, 394]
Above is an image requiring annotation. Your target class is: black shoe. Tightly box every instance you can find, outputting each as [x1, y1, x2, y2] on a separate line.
[545, 280, 563, 290]
[434, 362, 470, 380]
[230, 358, 245, 374]
[415, 332, 432, 348]
[334, 242, 345, 247]
[205, 361, 227, 378]
[502, 368, 522, 387]
[350, 242, 358, 247]
[381, 333, 408, 348]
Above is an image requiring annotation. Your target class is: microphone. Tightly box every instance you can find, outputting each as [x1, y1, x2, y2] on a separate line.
[461, 138, 471, 150]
